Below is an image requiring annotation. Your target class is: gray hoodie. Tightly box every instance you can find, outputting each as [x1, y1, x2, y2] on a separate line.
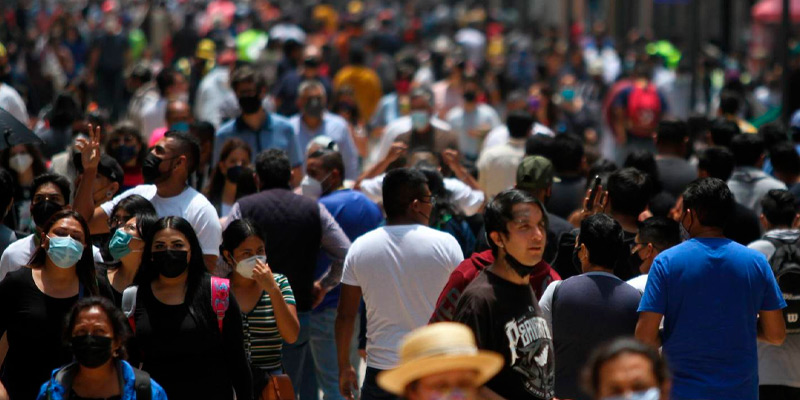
[728, 166, 786, 216]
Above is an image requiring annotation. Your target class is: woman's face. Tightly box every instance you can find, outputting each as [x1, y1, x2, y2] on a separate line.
[406, 370, 479, 400]
[596, 353, 662, 400]
[151, 228, 191, 263]
[220, 147, 251, 175]
[47, 217, 86, 248]
[120, 216, 145, 252]
[229, 234, 266, 265]
[71, 306, 120, 354]
[109, 208, 133, 231]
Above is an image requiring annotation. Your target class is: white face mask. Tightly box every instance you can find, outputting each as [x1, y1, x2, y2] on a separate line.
[9, 153, 33, 174]
[300, 173, 330, 199]
[235, 255, 266, 279]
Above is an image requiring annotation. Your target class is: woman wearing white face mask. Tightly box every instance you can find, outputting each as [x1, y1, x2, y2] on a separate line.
[1, 144, 47, 233]
[0, 210, 113, 400]
[222, 219, 300, 394]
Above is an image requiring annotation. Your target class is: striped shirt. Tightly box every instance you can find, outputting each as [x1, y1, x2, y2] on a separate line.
[242, 273, 296, 370]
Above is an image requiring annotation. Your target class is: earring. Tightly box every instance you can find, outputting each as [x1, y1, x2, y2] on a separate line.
[106, 191, 113, 198]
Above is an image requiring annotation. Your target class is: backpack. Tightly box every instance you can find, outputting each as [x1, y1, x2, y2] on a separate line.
[122, 276, 230, 333]
[626, 83, 661, 137]
[765, 237, 800, 334]
[47, 362, 151, 400]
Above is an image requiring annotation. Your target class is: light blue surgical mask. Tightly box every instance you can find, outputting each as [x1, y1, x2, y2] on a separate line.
[601, 388, 660, 400]
[170, 122, 190, 132]
[47, 235, 85, 268]
[410, 111, 430, 131]
[235, 255, 267, 279]
[108, 229, 142, 261]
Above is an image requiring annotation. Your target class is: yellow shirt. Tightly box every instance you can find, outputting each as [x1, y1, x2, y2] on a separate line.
[333, 66, 382, 121]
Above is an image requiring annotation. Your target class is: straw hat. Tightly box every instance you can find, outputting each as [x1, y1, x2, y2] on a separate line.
[377, 323, 503, 395]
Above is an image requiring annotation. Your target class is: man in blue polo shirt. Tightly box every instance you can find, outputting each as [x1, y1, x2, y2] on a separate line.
[305, 148, 383, 400]
[215, 64, 303, 186]
[636, 177, 787, 400]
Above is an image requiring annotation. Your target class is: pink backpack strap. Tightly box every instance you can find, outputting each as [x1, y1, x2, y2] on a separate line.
[210, 276, 230, 332]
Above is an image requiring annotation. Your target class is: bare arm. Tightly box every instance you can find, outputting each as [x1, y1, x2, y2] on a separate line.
[758, 309, 787, 345]
[442, 149, 481, 191]
[355, 142, 407, 185]
[336, 284, 362, 400]
[313, 205, 352, 307]
[254, 261, 300, 343]
[635, 311, 663, 348]
[73, 124, 102, 225]
[612, 106, 627, 145]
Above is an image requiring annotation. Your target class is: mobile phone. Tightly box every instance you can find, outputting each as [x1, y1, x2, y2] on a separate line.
[351, 382, 361, 400]
[587, 175, 602, 205]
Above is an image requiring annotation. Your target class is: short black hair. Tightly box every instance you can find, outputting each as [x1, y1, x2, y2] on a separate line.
[638, 216, 681, 251]
[308, 148, 345, 179]
[33, 172, 71, 201]
[719, 90, 741, 115]
[551, 134, 584, 173]
[382, 168, 429, 219]
[484, 189, 547, 257]
[656, 119, 689, 146]
[681, 177, 735, 229]
[525, 135, 554, 159]
[760, 123, 789, 152]
[698, 146, 735, 181]
[761, 189, 798, 227]
[607, 168, 652, 217]
[578, 213, 623, 269]
[164, 130, 200, 174]
[255, 148, 291, 190]
[0, 168, 13, 212]
[230, 64, 267, 93]
[156, 67, 177, 96]
[769, 142, 800, 177]
[507, 111, 534, 140]
[190, 121, 215, 145]
[709, 119, 739, 148]
[730, 134, 765, 167]
[63, 296, 131, 360]
[583, 338, 669, 398]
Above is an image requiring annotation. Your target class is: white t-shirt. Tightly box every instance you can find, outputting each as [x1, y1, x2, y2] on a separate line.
[481, 123, 555, 152]
[0, 235, 103, 281]
[359, 174, 484, 217]
[627, 274, 648, 294]
[0, 83, 29, 125]
[341, 225, 464, 369]
[100, 185, 222, 256]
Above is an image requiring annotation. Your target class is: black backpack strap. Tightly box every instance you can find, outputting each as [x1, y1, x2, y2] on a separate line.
[132, 368, 152, 400]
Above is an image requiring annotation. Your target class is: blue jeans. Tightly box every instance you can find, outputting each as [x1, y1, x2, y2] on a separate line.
[309, 308, 361, 400]
[282, 312, 319, 400]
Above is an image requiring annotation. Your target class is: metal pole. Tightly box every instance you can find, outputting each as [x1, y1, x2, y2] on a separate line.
[782, 0, 792, 125]
[689, 0, 700, 110]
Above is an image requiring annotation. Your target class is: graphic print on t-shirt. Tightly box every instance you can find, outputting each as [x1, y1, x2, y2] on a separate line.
[504, 306, 555, 399]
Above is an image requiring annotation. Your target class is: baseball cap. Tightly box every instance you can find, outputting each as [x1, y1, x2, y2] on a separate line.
[75, 154, 124, 188]
[516, 155, 558, 192]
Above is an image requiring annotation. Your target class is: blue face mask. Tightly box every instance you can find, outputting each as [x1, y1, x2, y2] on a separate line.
[602, 388, 660, 400]
[108, 229, 142, 261]
[170, 122, 190, 132]
[47, 235, 85, 268]
[410, 111, 430, 131]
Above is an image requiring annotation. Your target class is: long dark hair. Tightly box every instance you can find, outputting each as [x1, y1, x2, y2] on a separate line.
[1, 144, 47, 179]
[416, 166, 464, 228]
[136, 216, 213, 329]
[220, 219, 264, 267]
[206, 138, 252, 212]
[30, 210, 99, 296]
[63, 296, 131, 360]
[104, 121, 147, 167]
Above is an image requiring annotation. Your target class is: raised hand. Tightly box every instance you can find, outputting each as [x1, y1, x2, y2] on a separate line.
[75, 123, 102, 170]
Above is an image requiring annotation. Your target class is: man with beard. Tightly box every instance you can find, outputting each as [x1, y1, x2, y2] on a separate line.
[79, 130, 221, 270]
[214, 65, 303, 187]
[454, 189, 555, 400]
[0, 173, 102, 280]
[538, 214, 641, 400]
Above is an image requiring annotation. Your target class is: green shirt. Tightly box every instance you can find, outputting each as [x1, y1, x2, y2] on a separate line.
[242, 273, 295, 370]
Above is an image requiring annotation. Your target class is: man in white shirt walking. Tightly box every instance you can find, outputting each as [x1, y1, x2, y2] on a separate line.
[336, 168, 464, 400]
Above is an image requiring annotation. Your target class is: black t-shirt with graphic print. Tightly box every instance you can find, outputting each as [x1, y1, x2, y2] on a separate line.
[454, 269, 555, 400]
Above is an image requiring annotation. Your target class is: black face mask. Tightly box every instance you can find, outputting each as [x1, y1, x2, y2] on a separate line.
[572, 246, 582, 272]
[71, 334, 113, 368]
[226, 165, 244, 183]
[505, 252, 535, 278]
[142, 153, 166, 184]
[152, 249, 189, 278]
[304, 97, 325, 118]
[238, 95, 262, 115]
[32, 200, 64, 227]
[628, 250, 644, 272]
[463, 90, 477, 102]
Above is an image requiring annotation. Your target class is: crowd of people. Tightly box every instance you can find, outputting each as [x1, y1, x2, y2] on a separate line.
[0, 0, 798, 400]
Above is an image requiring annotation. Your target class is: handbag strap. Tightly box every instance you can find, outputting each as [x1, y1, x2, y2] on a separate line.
[271, 375, 282, 399]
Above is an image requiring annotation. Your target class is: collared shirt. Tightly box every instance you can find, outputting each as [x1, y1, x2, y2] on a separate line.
[290, 112, 359, 181]
[477, 137, 525, 198]
[214, 112, 302, 167]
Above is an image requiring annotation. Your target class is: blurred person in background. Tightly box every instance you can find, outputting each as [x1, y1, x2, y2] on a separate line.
[206, 138, 253, 218]
[0, 169, 16, 254]
[105, 121, 147, 191]
[445, 75, 501, 160]
[1, 144, 47, 234]
[333, 48, 382, 124]
[583, 338, 671, 400]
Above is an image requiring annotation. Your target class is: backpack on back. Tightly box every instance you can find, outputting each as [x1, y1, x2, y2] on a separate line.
[122, 276, 230, 333]
[765, 237, 800, 334]
[626, 83, 661, 137]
